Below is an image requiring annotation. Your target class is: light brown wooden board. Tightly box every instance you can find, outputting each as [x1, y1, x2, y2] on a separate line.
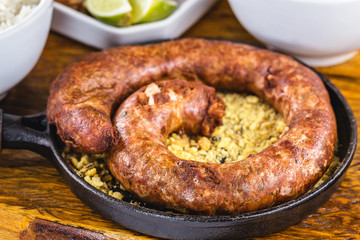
[0, 1, 359, 239]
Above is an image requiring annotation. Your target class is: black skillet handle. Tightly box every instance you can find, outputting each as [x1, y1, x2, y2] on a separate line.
[0, 109, 52, 158]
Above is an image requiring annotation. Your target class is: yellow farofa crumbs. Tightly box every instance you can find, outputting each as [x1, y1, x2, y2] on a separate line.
[63, 92, 339, 202]
[166, 92, 287, 163]
[62, 150, 124, 200]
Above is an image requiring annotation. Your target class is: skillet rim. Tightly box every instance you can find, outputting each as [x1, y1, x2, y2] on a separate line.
[48, 71, 356, 223]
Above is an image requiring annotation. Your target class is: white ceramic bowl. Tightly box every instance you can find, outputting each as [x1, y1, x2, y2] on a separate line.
[0, 0, 53, 100]
[51, 0, 217, 49]
[228, 0, 360, 67]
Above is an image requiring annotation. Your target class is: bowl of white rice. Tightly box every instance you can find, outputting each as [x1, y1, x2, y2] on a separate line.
[0, 0, 53, 100]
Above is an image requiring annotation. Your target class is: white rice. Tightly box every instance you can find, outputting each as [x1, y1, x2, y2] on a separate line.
[0, 0, 40, 32]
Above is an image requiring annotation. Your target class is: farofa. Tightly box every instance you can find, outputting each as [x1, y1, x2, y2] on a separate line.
[166, 92, 286, 163]
[63, 92, 339, 205]
[62, 150, 125, 200]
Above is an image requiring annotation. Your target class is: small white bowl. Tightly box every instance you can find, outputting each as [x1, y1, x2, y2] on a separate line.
[228, 0, 360, 67]
[51, 0, 217, 49]
[0, 0, 53, 100]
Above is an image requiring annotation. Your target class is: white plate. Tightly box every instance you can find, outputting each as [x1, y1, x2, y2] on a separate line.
[51, 0, 217, 49]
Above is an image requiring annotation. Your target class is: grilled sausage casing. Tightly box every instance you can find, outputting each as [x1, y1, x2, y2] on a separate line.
[107, 79, 335, 215]
[47, 38, 337, 214]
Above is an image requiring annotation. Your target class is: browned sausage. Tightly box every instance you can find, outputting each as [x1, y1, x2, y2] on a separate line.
[46, 38, 336, 214]
[46, 38, 334, 154]
[107, 79, 335, 215]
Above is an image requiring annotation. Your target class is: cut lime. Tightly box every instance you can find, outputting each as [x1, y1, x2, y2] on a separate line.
[85, 0, 133, 27]
[129, 0, 177, 24]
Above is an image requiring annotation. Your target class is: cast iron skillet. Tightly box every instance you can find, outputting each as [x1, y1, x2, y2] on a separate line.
[0, 47, 357, 240]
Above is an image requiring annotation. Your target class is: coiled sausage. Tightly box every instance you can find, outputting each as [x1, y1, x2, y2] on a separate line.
[46, 38, 336, 214]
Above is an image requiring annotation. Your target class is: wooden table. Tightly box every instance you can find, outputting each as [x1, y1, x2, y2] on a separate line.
[1, 1, 359, 239]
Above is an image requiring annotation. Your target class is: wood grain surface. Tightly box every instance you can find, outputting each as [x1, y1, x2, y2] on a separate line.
[0, 0, 359, 239]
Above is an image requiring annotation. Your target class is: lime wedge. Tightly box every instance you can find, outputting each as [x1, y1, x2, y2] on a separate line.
[85, 0, 133, 27]
[129, 0, 177, 24]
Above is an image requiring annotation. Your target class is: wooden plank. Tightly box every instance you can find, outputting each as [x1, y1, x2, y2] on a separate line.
[0, 0, 359, 239]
